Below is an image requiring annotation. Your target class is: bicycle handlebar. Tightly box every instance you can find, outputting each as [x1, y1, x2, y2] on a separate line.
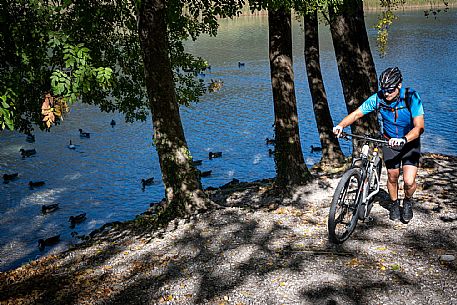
[340, 132, 389, 145]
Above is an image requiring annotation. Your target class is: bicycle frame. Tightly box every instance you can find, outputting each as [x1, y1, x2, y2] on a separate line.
[328, 132, 390, 243]
[344, 133, 387, 220]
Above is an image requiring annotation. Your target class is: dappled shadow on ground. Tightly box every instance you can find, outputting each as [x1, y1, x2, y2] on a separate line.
[0, 153, 456, 304]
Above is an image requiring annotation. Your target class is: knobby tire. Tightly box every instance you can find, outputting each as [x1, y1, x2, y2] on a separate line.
[328, 167, 363, 244]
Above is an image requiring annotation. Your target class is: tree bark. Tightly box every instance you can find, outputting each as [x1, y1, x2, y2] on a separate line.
[303, 10, 345, 168]
[137, 0, 209, 219]
[268, 6, 313, 187]
[329, 0, 379, 153]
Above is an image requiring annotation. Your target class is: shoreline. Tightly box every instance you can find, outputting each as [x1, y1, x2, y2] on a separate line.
[0, 152, 456, 274]
[1, 152, 456, 304]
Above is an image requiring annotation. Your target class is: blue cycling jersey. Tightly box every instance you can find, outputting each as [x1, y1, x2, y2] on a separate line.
[359, 87, 424, 138]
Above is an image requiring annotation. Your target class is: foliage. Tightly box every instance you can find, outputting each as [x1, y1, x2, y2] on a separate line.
[0, 89, 15, 130]
[373, 0, 404, 57]
[0, 1, 114, 132]
[0, 0, 245, 133]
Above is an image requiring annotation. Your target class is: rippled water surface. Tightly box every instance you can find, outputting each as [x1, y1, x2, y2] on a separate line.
[1, 9, 457, 271]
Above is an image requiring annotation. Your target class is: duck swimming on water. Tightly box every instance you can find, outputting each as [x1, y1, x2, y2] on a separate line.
[3, 173, 18, 182]
[42, 203, 59, 214]
[141, 177, 154, 188]
[38, 235, 60, 251]
[79, 129, 90, 138]
[199, 170, 212, 178]
[192, 160, 203, 166]
[209, 152, 222, 159]
[68, 140, 76, 149]
[29, 181, 45, 188]
[69, 213, 87, 228]
[20, 148, 36, 157]
[310, 145, 322, 153]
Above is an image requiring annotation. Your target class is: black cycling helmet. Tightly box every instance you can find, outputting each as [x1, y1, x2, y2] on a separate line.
[379, 67, 402, 91]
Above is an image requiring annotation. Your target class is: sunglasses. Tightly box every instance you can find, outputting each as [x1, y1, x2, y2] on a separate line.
[382, 87, 397, 94]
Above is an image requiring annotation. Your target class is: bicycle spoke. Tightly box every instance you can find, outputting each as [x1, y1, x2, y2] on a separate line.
[328, 168, 362, 244]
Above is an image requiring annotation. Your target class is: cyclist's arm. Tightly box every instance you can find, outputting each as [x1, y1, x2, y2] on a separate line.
[337, 108, 364, 129]
[405, 115, 424, 142]
[336, 94, 377, 128]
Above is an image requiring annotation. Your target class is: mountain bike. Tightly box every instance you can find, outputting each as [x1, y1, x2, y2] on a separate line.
[328, 132, 389, 244]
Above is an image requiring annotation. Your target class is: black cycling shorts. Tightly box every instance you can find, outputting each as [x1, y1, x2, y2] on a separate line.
[382, 137, 421, 169]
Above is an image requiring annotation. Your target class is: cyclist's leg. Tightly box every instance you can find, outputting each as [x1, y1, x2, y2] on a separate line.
[382, 145, 402, 220]
[402, 165, 418, 198]
[382, 145, 402, 201]
[386, 168, 400, 201]
[401, 138, 421, 199]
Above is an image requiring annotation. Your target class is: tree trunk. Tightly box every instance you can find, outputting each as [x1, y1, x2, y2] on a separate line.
[268, 7, 313, 187]
[303, 10, 346, 168]
[137, 0, 210, 220]
[329, 0, 379, 154]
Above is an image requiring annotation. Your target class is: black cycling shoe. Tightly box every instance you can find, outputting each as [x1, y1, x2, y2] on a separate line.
[389, 200, 401, 221]
[402, 198, 414, 222]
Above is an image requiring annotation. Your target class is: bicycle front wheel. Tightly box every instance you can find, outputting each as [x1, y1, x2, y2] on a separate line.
[328, 167, 362, 244]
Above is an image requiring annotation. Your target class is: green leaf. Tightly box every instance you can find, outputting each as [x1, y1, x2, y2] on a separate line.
[4, 115, 14, 130]
[1, 101, 9, 109]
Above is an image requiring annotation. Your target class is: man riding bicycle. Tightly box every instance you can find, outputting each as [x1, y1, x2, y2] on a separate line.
[333, 67, 425, 222]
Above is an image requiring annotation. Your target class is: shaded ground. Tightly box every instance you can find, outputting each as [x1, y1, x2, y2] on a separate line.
[0, 153, 456, 305]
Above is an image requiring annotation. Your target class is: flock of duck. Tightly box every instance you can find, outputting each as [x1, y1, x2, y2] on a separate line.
[5, 74, 325, 252]
[3, 125, 115, 252]
[265, 136, 323, 156]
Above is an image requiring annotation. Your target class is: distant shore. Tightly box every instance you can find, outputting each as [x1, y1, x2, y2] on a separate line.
[236, 2, 455, 16]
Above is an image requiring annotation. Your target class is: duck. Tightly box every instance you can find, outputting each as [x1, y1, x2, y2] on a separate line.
[209, 151, 222, 159]
[192, 160, 203, 166]
[68, 140, 76, 149]
[41, 203, 59, 214]
[78, 129, 90, 138]
[69, 213, 87, 227]
[238, 61, 245, 68]
[199, 170, 212, 178]
[3, 173, 18, 182]
[221, 178, 240, 189]
[310, 145, 323, 153]
[20, 148, 36, 157]
[29, 181, 45, 188]
[38, 234, 60, 251]
[265, 137, 276, 145]
[110, 119, 116, 127]
[141, 177, 154, 188]
[25, 134, 35, 143]
[268, 148, 275, 156]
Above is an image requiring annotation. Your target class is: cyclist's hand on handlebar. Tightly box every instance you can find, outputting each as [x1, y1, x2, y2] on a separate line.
[388, 137, 406, 147]
[333, 125, 343, 138]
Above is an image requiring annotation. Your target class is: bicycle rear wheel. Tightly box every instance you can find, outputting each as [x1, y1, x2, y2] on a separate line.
[328, 168, 362, 244]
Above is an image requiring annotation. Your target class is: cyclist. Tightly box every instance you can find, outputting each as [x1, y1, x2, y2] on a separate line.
[333, 67, 425, 222]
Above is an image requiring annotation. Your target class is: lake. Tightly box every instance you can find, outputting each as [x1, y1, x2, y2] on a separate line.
[1, 9, 456, 271]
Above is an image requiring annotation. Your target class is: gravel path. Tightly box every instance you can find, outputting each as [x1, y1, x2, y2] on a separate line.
[0, 153, 456, 305]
